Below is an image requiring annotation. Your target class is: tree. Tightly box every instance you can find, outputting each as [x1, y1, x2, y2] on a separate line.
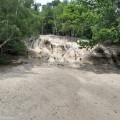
[52, 2, 67, 35]
[0, 0, 40, 57]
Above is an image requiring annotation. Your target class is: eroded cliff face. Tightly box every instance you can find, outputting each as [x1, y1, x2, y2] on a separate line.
[26, 35, 120, 68]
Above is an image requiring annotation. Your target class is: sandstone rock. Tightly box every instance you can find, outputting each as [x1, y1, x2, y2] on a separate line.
[26, 35, 120, 68]
[69, 62, 81, 69]
[84, 54, 108, 65]
[48, 57, 55, 63]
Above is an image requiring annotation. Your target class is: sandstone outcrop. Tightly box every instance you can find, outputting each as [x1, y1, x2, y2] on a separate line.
[26, 35, 120, 68]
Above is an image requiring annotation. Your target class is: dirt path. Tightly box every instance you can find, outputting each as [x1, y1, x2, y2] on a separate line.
[0, 63, 120, 120]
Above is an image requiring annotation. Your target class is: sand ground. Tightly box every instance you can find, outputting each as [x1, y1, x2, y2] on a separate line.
[0, 62, 120, 120]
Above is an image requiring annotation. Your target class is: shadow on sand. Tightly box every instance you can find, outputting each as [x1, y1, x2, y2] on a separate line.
[78, 63, 120, 74]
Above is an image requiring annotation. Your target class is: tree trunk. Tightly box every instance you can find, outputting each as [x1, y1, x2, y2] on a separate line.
[0, 36, 12, 49]
[54, 17, 57, 35]
[75, 30, 79, 37]
[0, 32, 13, 49]
[41, 19, 44, 35]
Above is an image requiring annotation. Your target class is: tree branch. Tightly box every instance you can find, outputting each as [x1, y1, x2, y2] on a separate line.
[0, 32, 13, 49]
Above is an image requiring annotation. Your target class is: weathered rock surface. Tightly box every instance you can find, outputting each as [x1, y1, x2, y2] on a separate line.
[26, 35, 120, 68]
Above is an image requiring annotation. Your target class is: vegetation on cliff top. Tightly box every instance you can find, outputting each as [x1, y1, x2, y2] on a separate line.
[0, 0, 120, 64]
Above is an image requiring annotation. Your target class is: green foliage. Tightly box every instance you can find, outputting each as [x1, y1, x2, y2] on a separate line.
[92, 28, 118, 44]
[0, 0, 40, 60]
[0, 0, 120, 62]
[76, 0, 120, 47]
[9, 40, 27, 55]
[38, 0, 120, 47]
[0, 54, 12, 65]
